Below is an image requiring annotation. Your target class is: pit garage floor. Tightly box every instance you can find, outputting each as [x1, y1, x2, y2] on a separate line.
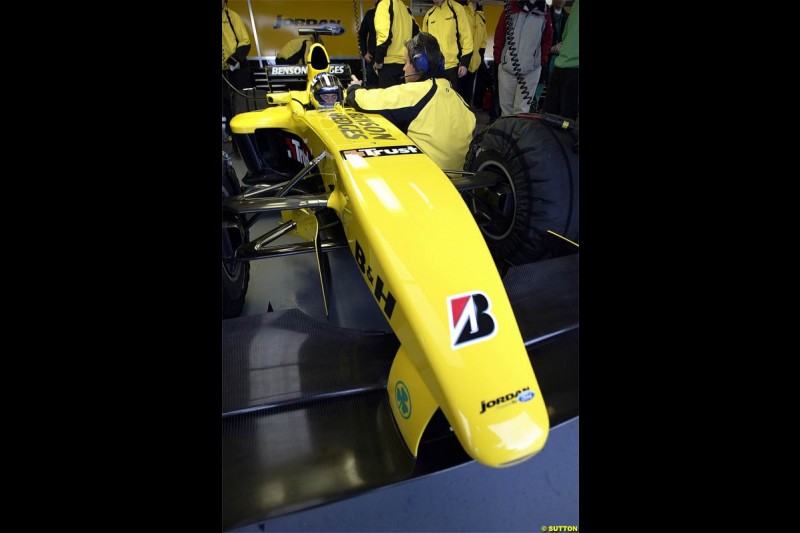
[224, 108, 579, 532]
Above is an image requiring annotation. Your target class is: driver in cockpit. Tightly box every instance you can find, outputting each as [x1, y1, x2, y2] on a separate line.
[310, 72, 344, 109]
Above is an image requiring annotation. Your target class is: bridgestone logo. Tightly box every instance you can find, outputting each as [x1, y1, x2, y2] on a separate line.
[341, 146, 420, 158]
[447, 291, 497, 349]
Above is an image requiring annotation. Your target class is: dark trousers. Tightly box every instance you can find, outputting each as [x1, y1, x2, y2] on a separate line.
[378, 63, 405, 88]
[542, 66, 579, 120]
[472, 61, 491, 107]
[442, 66, 459, 87]
[456, 70, 476, 105]
[364, 60, 380, 88]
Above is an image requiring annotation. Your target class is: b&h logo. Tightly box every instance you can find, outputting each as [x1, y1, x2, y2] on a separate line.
[447, 291, 497, 349]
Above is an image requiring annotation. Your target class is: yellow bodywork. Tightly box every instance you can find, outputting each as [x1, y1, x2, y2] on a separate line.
[229, 63, 549, 468]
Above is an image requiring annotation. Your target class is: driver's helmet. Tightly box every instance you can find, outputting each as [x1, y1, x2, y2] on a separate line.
[310, 72, 343, 109]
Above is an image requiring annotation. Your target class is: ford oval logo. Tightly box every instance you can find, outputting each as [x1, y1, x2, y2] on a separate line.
[321, 23, 345, 36]
[518, 390, 534, 403]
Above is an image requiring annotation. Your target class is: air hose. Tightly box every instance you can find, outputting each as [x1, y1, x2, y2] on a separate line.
[353, 0, 367, 81]
[503, 0, 533, 110]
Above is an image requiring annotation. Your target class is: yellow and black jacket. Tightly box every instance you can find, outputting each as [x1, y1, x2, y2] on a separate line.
[276, 37, 314, 65]
[421, 0, 473, 70]
[222, 5, 251, 70]
[345, 78, 476, 170]
[466, 3, 486, 73]
[374, 0, 420, 65]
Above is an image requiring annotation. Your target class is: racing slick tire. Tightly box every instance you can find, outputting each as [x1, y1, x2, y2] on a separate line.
[222, 153, 250, 319]
[464, 115, 579, 266]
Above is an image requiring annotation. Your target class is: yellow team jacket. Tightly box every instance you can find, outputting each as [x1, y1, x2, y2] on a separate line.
[276, 37, 314, 65]
[466, 4, 486, 73]
[345, 78, 476, 170]
[375, 0, 418, 65]
[422, 0, 473, 70]
[222, 6, 251, 70]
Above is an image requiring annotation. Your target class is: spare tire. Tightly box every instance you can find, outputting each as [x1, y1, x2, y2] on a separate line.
[464, 115, 579, 266]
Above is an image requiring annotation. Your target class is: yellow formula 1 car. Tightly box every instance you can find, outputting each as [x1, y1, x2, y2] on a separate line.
[222, 34, 578, 529]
